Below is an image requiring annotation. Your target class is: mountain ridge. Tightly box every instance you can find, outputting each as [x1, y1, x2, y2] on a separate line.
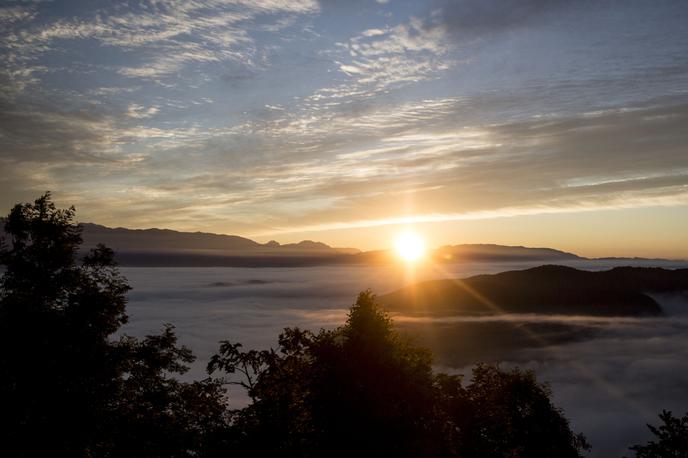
[77, 222, 362, 255]
[1, 218, 684, 266]
[381, 265, 688, 317]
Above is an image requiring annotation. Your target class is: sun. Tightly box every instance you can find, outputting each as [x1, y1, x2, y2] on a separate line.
[394, 231, 426, 262]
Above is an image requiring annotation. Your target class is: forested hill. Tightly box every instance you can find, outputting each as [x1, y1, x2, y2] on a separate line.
[382, 265, 688, 317]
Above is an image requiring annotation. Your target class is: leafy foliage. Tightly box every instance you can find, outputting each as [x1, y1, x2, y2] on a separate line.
[210, 291, 590, 457]
[442, 364, 590, 457]
[1, 193, 594, 457]
[0, 193, 229, 457]
[628, 410, 688, 458]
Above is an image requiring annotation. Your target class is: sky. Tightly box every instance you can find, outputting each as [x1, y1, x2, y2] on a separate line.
[1, 0, 687, 257]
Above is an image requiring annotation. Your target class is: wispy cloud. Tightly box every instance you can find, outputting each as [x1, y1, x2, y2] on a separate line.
[309, 17, 453, 103]
[0, 5, 36, 25]
[0, 0, 687, 252]
[0, 0, 319, 84]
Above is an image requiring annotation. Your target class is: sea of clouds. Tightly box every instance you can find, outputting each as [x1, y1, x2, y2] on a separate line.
[120, 261, 688, 457]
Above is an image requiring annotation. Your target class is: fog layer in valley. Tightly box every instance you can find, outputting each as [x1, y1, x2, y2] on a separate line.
[121, 260, 688, 457]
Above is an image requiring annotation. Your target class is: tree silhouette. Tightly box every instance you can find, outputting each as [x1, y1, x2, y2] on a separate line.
[628, 410, 688, 458]
[1, 193, 591, 457]
[0, 193, 229, 457]
[439, 364, 590, 457]
[210, 291, 589, 457]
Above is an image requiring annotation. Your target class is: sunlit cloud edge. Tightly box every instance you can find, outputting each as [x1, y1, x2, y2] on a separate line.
[252, 192, 688, 237]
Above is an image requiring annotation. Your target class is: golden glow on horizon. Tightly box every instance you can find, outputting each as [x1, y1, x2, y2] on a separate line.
[394, 231, 426, 262]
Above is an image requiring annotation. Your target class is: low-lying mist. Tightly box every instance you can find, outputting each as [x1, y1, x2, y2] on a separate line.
[120, 264, 688, 457]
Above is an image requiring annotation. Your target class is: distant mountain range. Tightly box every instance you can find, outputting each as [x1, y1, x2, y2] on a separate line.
[0, 220, 682, 267]
[381, 265, 688, 317]
[70, 223, 598, 266]
[79, 225, 593, 266]
[432, 244, 580, 262]
[78, 223, 359, 255]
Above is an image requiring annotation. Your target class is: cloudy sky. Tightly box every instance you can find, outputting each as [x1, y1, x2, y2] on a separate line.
[2, 0, 687, 257]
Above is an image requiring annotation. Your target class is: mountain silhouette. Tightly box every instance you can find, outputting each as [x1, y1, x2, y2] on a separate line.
[382, 265, 688, 317]
[0, 219, 680, 267]
[433, 244, 581, 262]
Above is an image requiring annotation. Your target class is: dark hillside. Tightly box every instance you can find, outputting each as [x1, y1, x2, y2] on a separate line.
[381, 265, 688, 316]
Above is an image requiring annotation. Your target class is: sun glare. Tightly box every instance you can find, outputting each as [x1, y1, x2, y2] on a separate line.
[394, 231, 426, 262]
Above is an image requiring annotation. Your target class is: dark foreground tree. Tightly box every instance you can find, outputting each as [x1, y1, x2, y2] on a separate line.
[628, 410, 688, 458]
[1, 194, 590, 457]
[210, 291, 590, 457]
[439, 364, 590, 457]
[0, 193, 229, 457]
